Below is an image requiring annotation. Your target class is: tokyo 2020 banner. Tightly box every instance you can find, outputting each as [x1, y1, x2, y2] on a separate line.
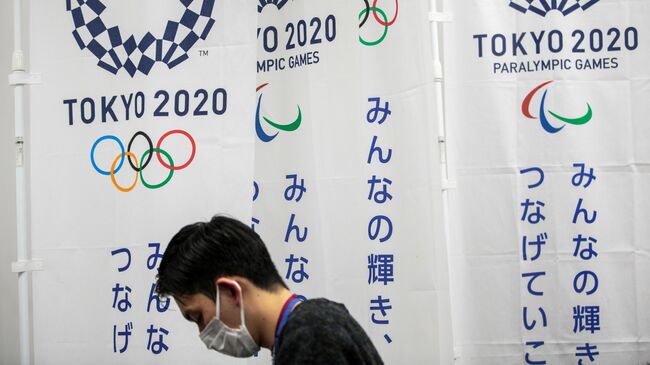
[29, 1, 256, 364]
[443, 1, 650, 364]
[254, 0, 452, 363]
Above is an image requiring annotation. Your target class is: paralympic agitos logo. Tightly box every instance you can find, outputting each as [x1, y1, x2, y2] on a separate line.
[522, 81, 593, 134]
[66, 0, 216, 77]
[509, 0, 600, 17]
[255, 83, 302, 142]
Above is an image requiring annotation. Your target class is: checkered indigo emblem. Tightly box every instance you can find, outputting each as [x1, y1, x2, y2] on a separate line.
[509, 0, 600, 16]
[257, 0, 289, 13]
[66, 0, 216, 77]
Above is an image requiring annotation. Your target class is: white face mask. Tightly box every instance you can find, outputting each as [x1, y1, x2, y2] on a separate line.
[199, 282, 260, 357]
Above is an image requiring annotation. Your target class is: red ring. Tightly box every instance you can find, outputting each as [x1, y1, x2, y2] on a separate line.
[372, 0, 398, 26]
[155, 129, 196, 170]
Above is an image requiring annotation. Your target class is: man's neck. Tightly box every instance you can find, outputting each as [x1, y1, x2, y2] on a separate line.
[253, 287, 294, 350]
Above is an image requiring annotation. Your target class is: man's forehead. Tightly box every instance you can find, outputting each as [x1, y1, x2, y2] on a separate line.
[174, 293, 205, 308]
[174, 295, 190, 309]
[173, 296, 192, 319]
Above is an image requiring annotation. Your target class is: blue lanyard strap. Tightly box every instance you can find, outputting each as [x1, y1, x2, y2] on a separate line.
[273, 295, 304, 358]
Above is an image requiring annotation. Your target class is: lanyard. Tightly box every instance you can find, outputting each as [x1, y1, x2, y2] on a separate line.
[272, 294, 304, 361]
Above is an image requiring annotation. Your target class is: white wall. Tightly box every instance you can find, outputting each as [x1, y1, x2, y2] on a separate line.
[1, 0, 21, 363]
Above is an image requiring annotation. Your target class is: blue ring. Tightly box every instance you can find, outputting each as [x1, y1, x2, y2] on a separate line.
[91, 135, 125, 176]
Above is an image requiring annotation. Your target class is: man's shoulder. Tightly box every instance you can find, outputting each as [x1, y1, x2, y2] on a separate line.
[281, 297, 358, 338]
[289, 297, 350, 323]
[276, 298, 384, 364]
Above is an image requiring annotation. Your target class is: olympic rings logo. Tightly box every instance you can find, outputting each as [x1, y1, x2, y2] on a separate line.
[358, 0, 399, 46]
[90, 130, 196, 192]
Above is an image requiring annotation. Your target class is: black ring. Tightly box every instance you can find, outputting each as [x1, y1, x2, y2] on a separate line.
[359, 0, 370, 28]
[127, 131, 153, 172]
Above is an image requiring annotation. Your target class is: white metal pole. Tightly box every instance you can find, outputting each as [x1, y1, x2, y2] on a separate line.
[429, 0, 456, 363]
[429, 0, 452, 252]
[429, 0, 448, 180]
[12, 0, 32, 363]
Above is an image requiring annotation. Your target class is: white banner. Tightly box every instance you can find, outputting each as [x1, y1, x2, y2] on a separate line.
[29, 0, 256, 364]
[443, 0, 650, 364]
[254, 0, 452, 364]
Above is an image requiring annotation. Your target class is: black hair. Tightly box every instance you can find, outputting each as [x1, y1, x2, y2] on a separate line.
[156, 215, 287, 300]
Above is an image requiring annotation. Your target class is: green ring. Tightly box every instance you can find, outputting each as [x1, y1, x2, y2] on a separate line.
[140, 148, 174, 189]
[359, 7, 389, 46]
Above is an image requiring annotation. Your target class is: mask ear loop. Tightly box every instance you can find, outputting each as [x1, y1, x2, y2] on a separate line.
[232, 281, 246, 327]
[215, 284, 221, 321]
[217, 280, 246, 328]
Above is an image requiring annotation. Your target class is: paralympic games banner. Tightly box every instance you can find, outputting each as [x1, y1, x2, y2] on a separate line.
[443, 1, 650, 364]
[28, 1, 257, 364]
[254, 0, 453, 363]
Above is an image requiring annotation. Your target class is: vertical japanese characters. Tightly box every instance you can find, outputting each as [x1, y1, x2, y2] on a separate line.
[252, 174, 311, 286]
[519, 163, 600, 364]
[110, 243, 171, 355]
[366, 97, 395, 344]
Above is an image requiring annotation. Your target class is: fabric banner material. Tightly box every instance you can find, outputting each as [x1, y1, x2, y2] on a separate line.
[254, 1, 452, 363]
[443, 1, 650, 364]
[27, 0, 453, 364]
[29, 1, 256, 364]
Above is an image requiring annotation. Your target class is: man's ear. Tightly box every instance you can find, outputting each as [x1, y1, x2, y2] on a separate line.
[216, 277, 242, 306]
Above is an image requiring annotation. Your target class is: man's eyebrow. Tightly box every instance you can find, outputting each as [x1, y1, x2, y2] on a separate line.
[183, 310, 199, 323]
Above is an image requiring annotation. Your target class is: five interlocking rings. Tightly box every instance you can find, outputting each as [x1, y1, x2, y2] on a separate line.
[359, 0, 399, 46]
[90, 130, 196, 192]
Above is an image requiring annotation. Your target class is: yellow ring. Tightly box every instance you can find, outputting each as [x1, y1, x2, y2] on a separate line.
[110, 151, 139, 192]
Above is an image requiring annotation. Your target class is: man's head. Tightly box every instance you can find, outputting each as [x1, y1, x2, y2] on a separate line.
[156, 215, 287, 302]
[155, 216, 312, 356]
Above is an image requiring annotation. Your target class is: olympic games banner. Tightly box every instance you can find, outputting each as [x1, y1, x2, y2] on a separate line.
[28, 1, 257, 364]
[254, 1, 453, 363]
[443, 1, 650, 364]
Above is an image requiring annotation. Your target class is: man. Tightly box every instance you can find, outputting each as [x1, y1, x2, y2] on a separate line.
[156, 215, 384, 364]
